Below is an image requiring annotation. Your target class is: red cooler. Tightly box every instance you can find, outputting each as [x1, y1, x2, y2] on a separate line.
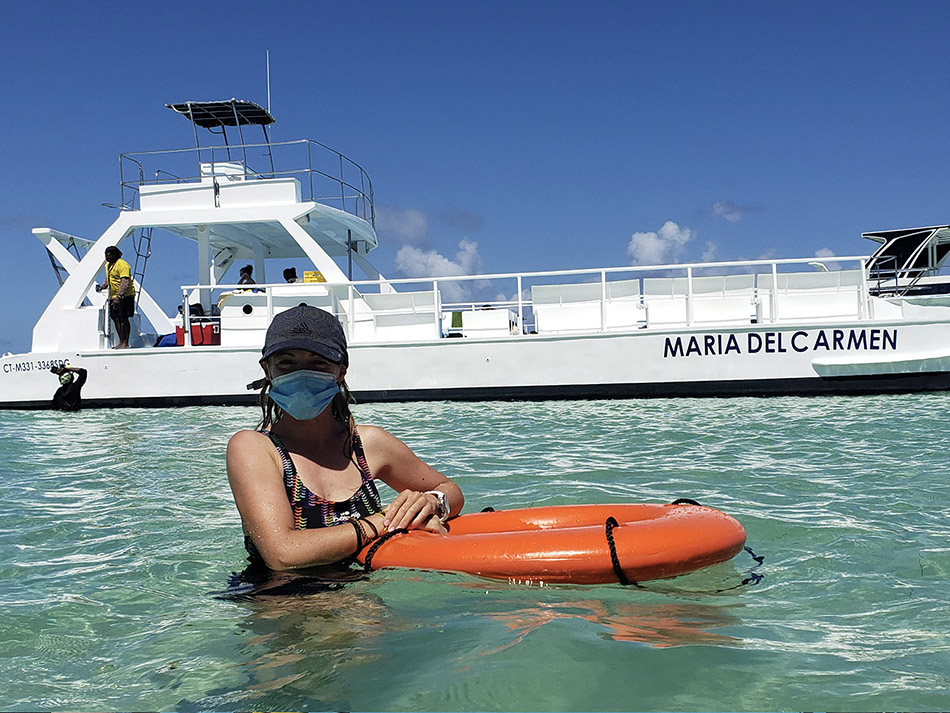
[176, 321, 221, 346]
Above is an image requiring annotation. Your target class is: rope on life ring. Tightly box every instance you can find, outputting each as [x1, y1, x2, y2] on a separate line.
[670, 498, 766, 589]
[604, 517, 642, 588]
[362, 528, 409, 572]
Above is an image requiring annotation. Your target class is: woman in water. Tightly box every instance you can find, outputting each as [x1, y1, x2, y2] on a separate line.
[227, 305, 463, 571]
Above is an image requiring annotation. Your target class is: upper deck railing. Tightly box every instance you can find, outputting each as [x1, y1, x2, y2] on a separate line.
[117, 139, 375, 224]
[173, 254, 882, 347]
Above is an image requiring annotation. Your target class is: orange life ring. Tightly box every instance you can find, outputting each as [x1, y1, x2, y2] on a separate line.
[357, 502, 746, 584]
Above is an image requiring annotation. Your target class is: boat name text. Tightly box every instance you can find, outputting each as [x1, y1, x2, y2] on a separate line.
[663, 329, 897, 358]
[2, 358, 70, 375]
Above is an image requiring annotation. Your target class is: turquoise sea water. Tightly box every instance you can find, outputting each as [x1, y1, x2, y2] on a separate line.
[0, 395, 948, 712]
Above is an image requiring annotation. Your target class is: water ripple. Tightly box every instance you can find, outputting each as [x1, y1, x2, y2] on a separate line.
[0, 396, 948, 711]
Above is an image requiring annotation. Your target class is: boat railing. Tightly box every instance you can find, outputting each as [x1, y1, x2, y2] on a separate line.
[175, 254, 876, 347]
[867, 254, 900, 294]
[154, 169, 184, 182]
[118, 138, 374, 224]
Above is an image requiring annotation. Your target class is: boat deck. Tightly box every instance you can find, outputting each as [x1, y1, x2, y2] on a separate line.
[173, 256, 883, 350]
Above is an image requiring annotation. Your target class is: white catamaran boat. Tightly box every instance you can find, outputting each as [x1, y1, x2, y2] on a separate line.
[5, 98, 950, 409]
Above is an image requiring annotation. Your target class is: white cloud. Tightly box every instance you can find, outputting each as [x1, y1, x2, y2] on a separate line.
[395, 238, 482, 277]
[711, 200, 761, 223]
[375, 206, 429, 247]
[712, 201, 744, 222]
[627, 220, 694, 265]
[812, 247, 842, 271]
[395, 239, 484, 301]
[700, 240, 718, 262]
[496, 287, 531, 304]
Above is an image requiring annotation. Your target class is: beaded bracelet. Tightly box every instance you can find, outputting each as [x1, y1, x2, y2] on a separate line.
[361, 517, 379, 539]
[348, 519, 364, 555]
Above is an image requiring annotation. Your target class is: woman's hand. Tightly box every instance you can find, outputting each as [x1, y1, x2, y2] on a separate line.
[384, 489, 446, 533]
[420, 516, 447, 535]
[358, 425, 464, 526]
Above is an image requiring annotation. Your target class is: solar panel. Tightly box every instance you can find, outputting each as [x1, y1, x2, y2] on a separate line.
[166, 99, 275, 128]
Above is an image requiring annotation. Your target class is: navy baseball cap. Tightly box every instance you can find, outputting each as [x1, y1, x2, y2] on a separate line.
[260, 305, 348, 365]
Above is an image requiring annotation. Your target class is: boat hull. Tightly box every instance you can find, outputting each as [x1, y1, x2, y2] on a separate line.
[5, 318, 950, 408]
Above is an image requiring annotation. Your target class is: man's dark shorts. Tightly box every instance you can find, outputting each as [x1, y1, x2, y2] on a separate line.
[110, 295, 135, 321]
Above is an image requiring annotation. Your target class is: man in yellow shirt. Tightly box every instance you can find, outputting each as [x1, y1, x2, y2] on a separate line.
[98, 245, 136, 349]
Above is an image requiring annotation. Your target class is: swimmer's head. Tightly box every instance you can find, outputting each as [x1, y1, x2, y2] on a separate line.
[260, 305, 348, 366]
[256, 306, 353, 432]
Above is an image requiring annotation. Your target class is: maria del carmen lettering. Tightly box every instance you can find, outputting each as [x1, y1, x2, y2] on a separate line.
[663, 329, 898, 358]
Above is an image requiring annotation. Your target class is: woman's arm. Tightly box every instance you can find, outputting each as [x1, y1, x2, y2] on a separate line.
[358, 425, 464, 532]
[226, 429, 381, 570]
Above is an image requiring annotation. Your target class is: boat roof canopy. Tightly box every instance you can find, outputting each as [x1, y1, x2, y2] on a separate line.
[166, 99, 275, 128]
[862, 225, 950, 245]
[864, 224, 950, 276]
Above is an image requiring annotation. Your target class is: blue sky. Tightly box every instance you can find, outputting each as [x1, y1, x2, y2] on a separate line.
[2, 1, 950, 354]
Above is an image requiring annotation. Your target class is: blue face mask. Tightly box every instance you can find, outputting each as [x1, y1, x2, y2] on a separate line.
[268, 370, 340, 421]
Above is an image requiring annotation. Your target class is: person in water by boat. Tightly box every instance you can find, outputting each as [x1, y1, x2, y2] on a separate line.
[50, 364, 87, 411]
[226, 305, 464, 571]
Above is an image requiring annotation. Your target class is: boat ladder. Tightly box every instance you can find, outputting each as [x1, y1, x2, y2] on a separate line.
[131, 227, 153, 307]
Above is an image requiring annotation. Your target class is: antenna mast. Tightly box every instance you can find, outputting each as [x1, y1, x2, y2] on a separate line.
[266, 50, 271, 113]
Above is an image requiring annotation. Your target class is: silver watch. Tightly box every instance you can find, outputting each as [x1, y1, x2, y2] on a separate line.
[427, 490, 449, 523]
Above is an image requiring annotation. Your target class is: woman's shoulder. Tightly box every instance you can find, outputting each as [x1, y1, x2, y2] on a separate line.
[353, 424, 394, 447]
[226, 430, 283, 481]
[227, 428, 271, 452]
[354, 424, 418, 463]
